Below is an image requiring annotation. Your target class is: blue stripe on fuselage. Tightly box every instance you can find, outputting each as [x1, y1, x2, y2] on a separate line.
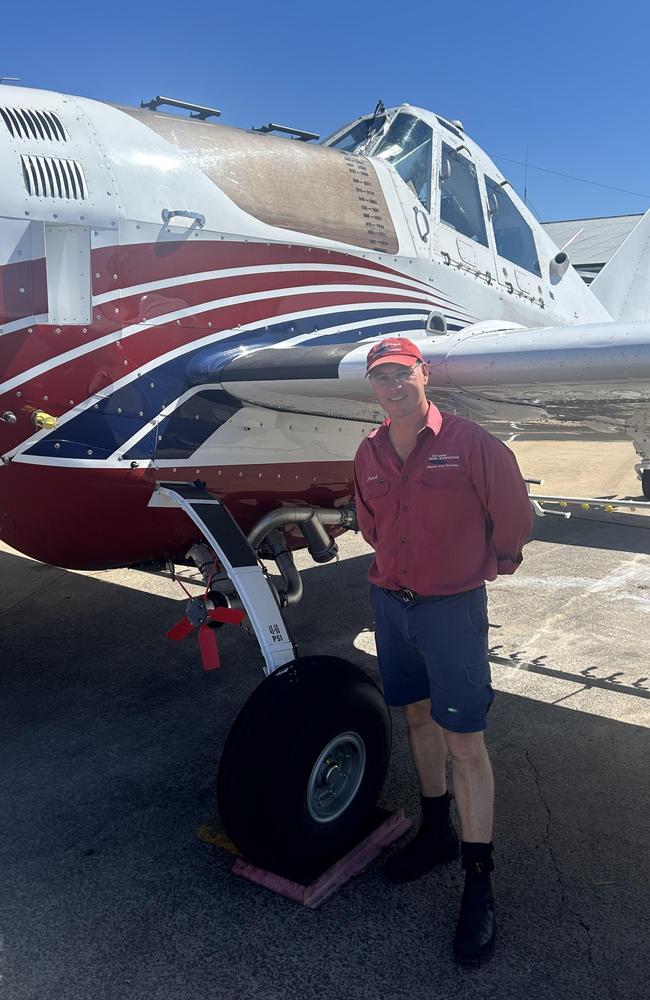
[24, 307, 432, 459]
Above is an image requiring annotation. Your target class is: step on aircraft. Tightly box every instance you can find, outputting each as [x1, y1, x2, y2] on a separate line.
[1, 88, 649, 873]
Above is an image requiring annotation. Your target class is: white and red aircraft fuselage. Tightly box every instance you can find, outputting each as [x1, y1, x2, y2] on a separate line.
[3, 88, 649, 573]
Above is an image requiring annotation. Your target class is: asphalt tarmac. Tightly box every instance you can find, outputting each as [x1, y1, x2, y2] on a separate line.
[1, 447, 649, 1000]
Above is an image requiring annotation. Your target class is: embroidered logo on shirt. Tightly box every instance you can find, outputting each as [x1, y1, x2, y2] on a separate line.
[426, 454, 460, 469]
[367, 473, 379, 481]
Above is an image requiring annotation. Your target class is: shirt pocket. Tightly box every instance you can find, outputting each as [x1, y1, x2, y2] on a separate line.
[419, 468, 468, 490]
[417, 468, 472, 531]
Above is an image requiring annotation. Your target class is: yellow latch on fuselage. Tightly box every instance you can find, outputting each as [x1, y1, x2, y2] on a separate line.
[31, 410, 58, 430]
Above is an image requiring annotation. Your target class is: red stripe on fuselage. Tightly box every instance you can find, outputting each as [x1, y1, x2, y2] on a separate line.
[110, 263, 436, 328]
[0, 286, 428, 453]
[0, 256, 47, 327]
[89, 240, 435, 297]
[0, 252, 438, 387]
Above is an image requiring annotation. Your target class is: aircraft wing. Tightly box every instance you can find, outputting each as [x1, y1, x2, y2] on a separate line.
[212, 320, 650, 429]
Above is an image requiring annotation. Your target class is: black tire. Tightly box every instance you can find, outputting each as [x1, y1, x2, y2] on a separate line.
[642, 469, 650, 499]
[217, 655, 391, 875]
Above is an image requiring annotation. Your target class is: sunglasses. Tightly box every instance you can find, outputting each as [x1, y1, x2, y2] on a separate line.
[367, 362, 422, 387]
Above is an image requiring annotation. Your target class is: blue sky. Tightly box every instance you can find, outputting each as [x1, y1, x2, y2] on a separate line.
[3, 0, 648, 221]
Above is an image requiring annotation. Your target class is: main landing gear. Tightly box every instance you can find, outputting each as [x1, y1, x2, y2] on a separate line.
[149, 483, 391, 874]
[642, 469, 650, 499]
[629, 421, 650, 498]
[218, 655, 390, 874]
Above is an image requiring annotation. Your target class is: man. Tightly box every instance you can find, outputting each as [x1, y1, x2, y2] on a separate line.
[354, 337, 532, 966]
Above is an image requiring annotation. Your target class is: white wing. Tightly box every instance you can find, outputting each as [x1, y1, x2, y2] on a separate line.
[216, 320, 650, 430]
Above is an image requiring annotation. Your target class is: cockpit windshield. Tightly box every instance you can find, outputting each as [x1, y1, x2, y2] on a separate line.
[326, 110, 433, 212]
[327, 114, 387, 155]
[371, 114, 433, 212]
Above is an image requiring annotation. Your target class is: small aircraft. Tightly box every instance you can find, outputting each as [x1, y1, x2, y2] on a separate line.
[1, 87, 649, 874]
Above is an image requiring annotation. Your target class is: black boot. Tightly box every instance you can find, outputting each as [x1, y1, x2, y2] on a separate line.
[454, 843, 496, 966]
[384, 792, 459, 883]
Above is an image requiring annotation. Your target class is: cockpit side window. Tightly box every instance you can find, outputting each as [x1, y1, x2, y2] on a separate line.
[327, 115, 387, 154]
[439, 142, 488, 246]
[485, 177, 541, 276]
[371, 113, 433, 212]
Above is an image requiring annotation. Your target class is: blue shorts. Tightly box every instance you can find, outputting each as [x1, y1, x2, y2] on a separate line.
[370, 584, 494, 734]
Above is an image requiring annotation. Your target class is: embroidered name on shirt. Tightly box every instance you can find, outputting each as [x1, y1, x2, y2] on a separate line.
[426, 454, 460, 469]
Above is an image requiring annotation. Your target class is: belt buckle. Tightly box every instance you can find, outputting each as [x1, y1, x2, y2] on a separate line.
[400, 588, 414, 603]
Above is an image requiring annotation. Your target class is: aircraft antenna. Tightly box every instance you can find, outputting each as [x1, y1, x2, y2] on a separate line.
[560, 227, 585, 253]
[366, 99, 385, 138]
[524, 145, 528, 205]
[493, 152, 650, 201]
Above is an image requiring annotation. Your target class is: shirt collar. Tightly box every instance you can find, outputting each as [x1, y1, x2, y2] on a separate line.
[373, 402, 443, 443]
[424, 402, 443, 435]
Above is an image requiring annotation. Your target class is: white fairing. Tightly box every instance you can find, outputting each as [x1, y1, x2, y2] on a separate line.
[44, 224, 92, 324]
[591, 209, 650, 322]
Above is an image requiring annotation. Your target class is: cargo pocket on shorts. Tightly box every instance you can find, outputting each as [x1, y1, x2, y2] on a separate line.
[464, 659, 491, 688]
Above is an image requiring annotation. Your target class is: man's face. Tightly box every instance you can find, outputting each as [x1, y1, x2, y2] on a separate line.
[368, 360, 429, 419]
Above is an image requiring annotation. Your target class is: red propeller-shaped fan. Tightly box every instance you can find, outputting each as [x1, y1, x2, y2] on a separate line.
[166, 596, 245, 671]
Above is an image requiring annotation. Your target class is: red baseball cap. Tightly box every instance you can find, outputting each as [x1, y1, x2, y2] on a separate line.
[366, 337, 424, 374]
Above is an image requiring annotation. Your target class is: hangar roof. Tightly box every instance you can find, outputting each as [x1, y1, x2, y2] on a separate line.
[542, 214, 642, 266]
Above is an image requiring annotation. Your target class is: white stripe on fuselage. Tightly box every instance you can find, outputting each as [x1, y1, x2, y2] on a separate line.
[0, 259, 469, 345]
[5, 303, 429, 461]
[0, 313, 49, 338]
[0, 282, 439, 397]
[90, 262, 446, 308]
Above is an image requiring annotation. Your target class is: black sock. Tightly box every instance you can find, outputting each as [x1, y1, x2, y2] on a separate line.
[420, 792, 451, 827]
[461, 841, 494, 875]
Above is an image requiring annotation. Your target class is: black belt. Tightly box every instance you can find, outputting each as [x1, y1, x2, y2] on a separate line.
[384, 587, 473, 604]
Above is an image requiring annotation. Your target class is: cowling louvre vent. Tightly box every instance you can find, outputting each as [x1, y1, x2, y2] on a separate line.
[21, 154, 88, 200]
[1, 106, 68, 141]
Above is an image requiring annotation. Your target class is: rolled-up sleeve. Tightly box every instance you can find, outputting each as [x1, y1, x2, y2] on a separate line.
[469, 429, 533, 574]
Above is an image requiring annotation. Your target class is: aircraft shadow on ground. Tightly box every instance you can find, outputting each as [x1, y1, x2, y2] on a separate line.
[0, 547, 647, 1000]
[530, 508, 650, 554]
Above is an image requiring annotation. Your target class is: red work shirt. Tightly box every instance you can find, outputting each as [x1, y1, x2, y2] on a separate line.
[353, 404, 533, 595]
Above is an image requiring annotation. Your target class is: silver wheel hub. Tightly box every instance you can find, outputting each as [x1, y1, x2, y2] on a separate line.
[306, 731, 366, 823]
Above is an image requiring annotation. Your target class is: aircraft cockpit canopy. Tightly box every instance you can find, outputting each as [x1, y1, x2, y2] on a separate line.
[325, 108, 543, 278]
[325, 112, 388, 155]
[325, 110, 433, 212]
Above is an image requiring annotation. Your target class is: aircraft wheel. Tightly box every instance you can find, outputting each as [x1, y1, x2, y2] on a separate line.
[642, 469, 650, 498]
[217, 655, 391, 874]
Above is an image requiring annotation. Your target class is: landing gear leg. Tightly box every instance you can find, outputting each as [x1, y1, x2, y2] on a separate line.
[150, 483, 391, 872]
[150, 482, 297, 672]
[629, 417, 650, 498]
[633, 460, 650, 499]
